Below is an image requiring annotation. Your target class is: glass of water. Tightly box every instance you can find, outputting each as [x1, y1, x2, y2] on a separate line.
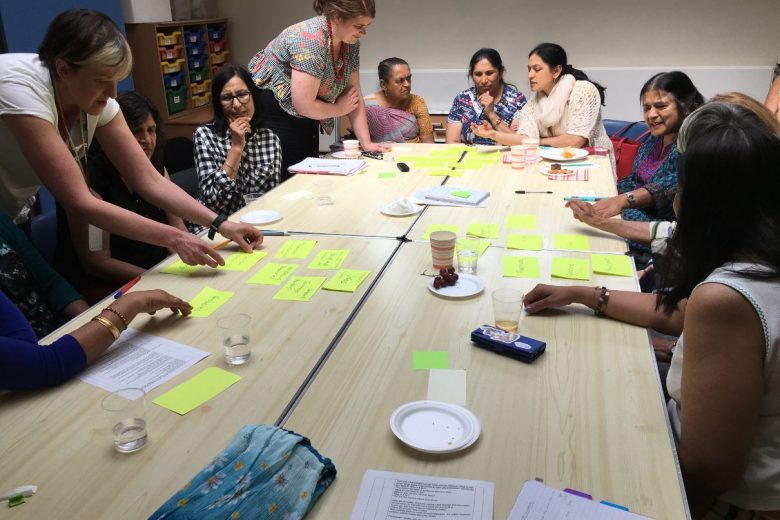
[217, 314, 252, 366]
[101, 387, 148, 453]
[456, 238, 480, 274]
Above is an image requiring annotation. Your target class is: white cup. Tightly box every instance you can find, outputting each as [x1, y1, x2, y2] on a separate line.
[510, 145, 527, 170]
[521, 138, 540, 163]
[342, 139, 360, 159]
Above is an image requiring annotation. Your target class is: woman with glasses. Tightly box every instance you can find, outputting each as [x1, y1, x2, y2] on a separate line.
[192, 64, 281, 225]
[249, 0, 387, 180]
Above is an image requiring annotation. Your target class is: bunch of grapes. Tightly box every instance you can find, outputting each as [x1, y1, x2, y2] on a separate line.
[433, 267, 459, 289]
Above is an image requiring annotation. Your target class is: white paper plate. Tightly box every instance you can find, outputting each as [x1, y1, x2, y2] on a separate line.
[331, 150, 361, 159]
[239, 210, 283, 225]
[427, 273, 484, 299]
[390, 400, 481, 453]
[380, 201, 423, 217]
[540, 147, 589, 162]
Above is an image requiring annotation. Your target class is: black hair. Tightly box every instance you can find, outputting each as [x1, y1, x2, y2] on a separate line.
[378, 57, 408, 83]
[468, 48, 516, 91]
[210, 64, 264, 135]
[657, 102, 780, 312]
[640, 71, 704, 130]
[529, 43, 606, 105]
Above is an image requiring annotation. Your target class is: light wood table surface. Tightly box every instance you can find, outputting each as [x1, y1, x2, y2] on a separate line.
[0, 235, 398, 519]
[283, 242, 687, 519]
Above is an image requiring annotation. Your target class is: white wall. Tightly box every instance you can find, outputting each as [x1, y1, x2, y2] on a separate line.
[219, 0, 779, 120]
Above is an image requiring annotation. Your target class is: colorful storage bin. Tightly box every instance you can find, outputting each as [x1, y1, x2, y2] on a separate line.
[160, 59, 185, 74]
[163, 71, 185, 89]
[156, 31, 181, 47]
[192, 92, 211, 108]
[187, 56, 207, 70]
[210, 50, 228, 66]
[189, 68, 208, 83]
[207, 26, 225, 40]
[190, 79, 211, 96]
[208, 39, 227, 54]
[185, 42, 206, 58]
[166, 86, 186, 114]
[183, 27, 204, 44]
[158, 45, 183, 61]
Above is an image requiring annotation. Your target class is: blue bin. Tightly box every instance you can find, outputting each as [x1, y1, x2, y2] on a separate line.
[188, 55, 207, 70]
[163, 71, 185, 89]
[183, 27, 204, 44]
[207, 26, 225, 40]
[185, 41, 206, 58]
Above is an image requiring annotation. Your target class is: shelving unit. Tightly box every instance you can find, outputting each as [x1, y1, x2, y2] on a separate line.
[125, 18, 230, 139]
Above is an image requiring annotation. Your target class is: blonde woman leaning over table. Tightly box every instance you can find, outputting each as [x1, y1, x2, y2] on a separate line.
[364, 57, 434, 143]
[249, 0, 388, 180]
[472, 43, 611, 154]
[524, 101, 780, 519]
[0, 9, 262, 267]
[0, 288, 191, 390]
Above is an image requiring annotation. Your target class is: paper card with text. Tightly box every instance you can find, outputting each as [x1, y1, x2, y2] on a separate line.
[422, 224, 460, 239]
[551, 258, 591, 280]
[189, 287, 235, 317]
[247, 263, 299, 285]
[552, 234, 591, 251]
[308, 249, 349, 270]
[591, 254, 634, 277]
[466, 223, 499, 239]
[153, 367, 241, 415]
[506, 214, 538, 230]
[273, 276, 327, 301]
[274, 239, 317, 259]
[502, 255, 541, 278]
[218, 250, 268, 272]
[507, 234, 543, 251]
[161, 260, 202, 276]
[323, 269, 371, 292]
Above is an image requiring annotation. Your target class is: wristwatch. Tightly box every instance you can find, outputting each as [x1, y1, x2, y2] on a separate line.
[208, 213, 228, 240]
[625, 192, 637, 207]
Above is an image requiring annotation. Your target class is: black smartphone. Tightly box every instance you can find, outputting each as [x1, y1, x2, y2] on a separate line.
[362, 151, 383, 160]
[470, 325, 546, 363]
[397, 162, 410, 172]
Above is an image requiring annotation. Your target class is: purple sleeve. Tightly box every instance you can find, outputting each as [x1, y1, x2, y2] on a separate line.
[0, 291, 86, 390]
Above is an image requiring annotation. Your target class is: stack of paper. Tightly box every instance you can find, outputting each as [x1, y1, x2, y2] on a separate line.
[414, 185, 490, 207]
[288, 157, 366, 176]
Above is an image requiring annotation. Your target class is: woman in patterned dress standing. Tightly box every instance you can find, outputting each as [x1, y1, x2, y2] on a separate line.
[249, 0, 387, 180]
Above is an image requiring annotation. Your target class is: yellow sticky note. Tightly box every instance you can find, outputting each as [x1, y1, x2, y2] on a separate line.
[323, 269, 371, 292]
[189, 287, 234, 317]
[429, 146, 469, 156]
[506, 214, 538, 230]
[247, 263, 298, 285]
[507, 234, 543, 251]
[551, 257, 591, 280]
[275, 239, 317, 259]
[218, 250, 268, 272]
[448, 158, 494, 170]
[427, 168, 464, 177]
[153, 367, 241, 415]
[553, 234, 591, 251]
[422, 224, 460, 239]
[308, 249, 349, 270]
[502, 255, 541, 278]
[161, 260, 202, 276]
[273, 276, 327, 301]
[466, 223, 499, 239]
[591, 254, 634, 277]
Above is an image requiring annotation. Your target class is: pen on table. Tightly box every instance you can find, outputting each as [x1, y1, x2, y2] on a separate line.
[260, 230, 289, 236]
[563, 196, 608, 202]
[451, 149, 468, 171]
[515, 190, 553, 194]
[214, 238, 232, 250]
[113, 275, 141, 299]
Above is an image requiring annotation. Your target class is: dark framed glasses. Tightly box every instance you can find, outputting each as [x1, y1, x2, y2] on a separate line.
[219, 91, 251, 105]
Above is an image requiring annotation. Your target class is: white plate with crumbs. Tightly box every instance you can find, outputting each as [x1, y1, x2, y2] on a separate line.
[380, 200, 423, 217]
[240, 210, 282, 225]
[539, 147, 588, 162]
[390, 400, 481, 453]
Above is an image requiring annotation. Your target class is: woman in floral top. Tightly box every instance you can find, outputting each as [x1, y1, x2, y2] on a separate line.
[446, 48, 526, 145]
[249, 0, 387, 180]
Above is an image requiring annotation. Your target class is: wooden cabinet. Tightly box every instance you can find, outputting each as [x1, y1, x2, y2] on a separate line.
[125, 18, 230, 139]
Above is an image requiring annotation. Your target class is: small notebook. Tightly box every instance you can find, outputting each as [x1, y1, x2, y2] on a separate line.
[288, 157, 366, 176]
[419, 185, 490, 206]
[508, 481, 652, 519]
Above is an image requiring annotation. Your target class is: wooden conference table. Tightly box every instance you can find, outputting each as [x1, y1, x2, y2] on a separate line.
[0, 144, 687, 519]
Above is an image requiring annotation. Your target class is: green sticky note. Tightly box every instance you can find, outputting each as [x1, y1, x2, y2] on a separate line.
[275, 239, 317, 259]
[466, 223, 499, 239]
[247, 263, 298, 285]
[153, 367, 241, 415]
[308, 249, 349, 270]
[507, 234, 543, 251]
[273, 276, 327, 301]
[189, 286, 234, 317]
[161, 259, 202, 276]
[395, 156, 453, 169]
[502, 255, 541, 278]
[378, 171, 396, 178]
[413, 351, 450, 370]
[551, 257, 591, 280]
[477, 240, 490, 256]
[429, 146, 469, 156]
[218, 250, 267, 272]
[591, 254, 634, 277]
[323, 269, 371, 292]
[451, 190, 471, 199]
[422, 224, 460, 239]
[506, 214, 538, 230]
[553, 234, 591, 251]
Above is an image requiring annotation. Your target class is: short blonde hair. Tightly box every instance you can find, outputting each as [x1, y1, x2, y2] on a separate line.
[710, 92, 780, 135]
[313, 0, 375, 20]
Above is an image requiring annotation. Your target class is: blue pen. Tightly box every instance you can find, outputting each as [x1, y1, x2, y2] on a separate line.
[563, 196, 607, 202]
[260, 230, 289, 236]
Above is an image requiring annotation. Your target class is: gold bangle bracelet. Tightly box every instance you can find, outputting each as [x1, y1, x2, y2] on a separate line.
[92, 315, 120, 340]
[103, 307, 129, 330]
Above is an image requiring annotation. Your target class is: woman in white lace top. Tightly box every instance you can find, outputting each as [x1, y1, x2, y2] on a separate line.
[472, 42, 612, 153]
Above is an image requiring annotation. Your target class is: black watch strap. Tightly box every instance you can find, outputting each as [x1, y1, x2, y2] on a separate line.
[208, 214, 228, 240]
